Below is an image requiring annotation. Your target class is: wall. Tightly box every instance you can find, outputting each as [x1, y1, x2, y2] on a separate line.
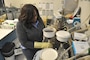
[4, 0, 63, 11]
[78, 0, 90, 28]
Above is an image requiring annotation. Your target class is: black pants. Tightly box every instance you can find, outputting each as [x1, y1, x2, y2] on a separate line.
[22, 49, 39, 60]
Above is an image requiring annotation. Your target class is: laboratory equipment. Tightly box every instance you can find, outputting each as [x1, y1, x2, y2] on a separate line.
[56, 30, 71, 42]
[33, 48, 58, 60]
[1, 42, 15, 60]
[43, 27, 56, 38]
[56, 30, 71, 60]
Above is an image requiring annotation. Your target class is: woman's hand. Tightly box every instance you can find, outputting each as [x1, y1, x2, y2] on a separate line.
[34, 42, 53, 48]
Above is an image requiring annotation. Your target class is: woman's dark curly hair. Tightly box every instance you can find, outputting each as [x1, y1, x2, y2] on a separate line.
[18, 4, 42, 28]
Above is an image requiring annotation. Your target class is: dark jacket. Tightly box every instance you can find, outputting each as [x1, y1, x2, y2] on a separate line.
[16, 19, 45, 49]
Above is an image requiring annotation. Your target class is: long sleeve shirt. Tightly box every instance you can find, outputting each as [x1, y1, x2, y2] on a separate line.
[16, 20, 45, 49]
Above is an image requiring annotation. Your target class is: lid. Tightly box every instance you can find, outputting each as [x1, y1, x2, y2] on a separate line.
[56, 30, 71, 38]
[41, 48, 58, 60]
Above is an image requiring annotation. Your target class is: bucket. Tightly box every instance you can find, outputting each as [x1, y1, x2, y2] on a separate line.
[1, 42, 15, 60]
[33, 48, 58, 60]
[56, 30, 71, 42]
[43, 27, 56, 38]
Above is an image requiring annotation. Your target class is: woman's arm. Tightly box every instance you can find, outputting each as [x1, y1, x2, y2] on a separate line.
[16, 22, 34, 49]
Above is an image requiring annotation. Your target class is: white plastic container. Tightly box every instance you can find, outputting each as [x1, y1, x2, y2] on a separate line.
[56, 30, 71, 42]
[40, 48, 58, 60]
[43, 27, 56, 38]
[33, 48, 58, 60]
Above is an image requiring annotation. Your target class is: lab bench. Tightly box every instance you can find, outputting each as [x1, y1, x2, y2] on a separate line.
[0, 28, 16, 60]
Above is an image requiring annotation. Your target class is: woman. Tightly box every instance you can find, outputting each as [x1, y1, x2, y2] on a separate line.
[16, 4, 52, 60]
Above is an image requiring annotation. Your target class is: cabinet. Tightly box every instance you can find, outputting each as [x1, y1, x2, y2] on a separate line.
[0, 29, 16, 60]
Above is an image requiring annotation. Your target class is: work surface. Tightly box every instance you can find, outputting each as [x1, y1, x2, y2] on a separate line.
[0, 29, 14, 40]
